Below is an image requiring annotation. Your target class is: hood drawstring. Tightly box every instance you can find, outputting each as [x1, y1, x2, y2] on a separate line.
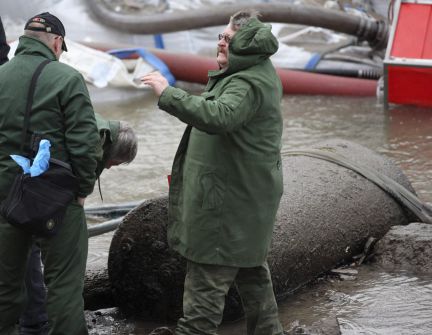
[98, 176, 103, 201]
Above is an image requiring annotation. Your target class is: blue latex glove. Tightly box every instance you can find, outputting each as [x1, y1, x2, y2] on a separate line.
[10, 155, 31, 174]
[30, 139, 51, 177]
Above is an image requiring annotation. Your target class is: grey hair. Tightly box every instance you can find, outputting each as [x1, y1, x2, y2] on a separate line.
[24, 22, 57, 46]
[229, 9, 260, 31]
[109, 121, 138, 164]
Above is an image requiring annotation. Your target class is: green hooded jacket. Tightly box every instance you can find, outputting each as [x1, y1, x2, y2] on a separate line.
[0, 36, 100, 200]
[158, 18, 283, 267]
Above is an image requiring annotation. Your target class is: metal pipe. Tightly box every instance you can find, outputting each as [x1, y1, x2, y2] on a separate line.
[86, 1, 389, 50]
[88, 217, 123, 238]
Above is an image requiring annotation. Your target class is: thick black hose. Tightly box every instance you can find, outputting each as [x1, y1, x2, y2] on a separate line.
[86, 1, 388, 50]
[308, 67, 382, 79]
[85, 201, 141, 217]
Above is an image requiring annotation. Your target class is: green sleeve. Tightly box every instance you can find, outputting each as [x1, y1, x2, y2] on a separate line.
[158, 77, 257, 134]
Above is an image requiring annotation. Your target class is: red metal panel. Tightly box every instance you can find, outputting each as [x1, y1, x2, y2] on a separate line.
[388, 66, 432, 106]
[391, 3, 432, 59]
[425, 9, 432, 58]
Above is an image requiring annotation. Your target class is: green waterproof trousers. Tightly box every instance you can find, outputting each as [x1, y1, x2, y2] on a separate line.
[0, 201, 88, 335]
[176, 261, 284, 335]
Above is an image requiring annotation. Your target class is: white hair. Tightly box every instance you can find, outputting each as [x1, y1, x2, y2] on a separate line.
[109, 121, 138, 164]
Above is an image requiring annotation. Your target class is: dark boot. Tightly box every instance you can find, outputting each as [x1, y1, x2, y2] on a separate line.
[148, 326, 174, 335]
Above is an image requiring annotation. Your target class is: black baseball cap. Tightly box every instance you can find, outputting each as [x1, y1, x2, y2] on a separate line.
[24, 12, 67, 52]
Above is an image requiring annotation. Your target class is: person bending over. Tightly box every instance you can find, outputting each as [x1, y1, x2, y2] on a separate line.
[19, 112, 137, 335]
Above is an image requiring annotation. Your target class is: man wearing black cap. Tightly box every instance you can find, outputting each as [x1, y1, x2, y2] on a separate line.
[1, 16, 50, 335]
[0, 12, 100, 335]
[24, 12, 68, 52]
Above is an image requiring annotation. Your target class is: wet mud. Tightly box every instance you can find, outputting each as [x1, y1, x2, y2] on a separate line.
[85, 308, 134, 335]
[372, 222, 432, 273]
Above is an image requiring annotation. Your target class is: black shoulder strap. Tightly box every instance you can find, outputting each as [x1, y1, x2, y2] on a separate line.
[20, 59, 51, 154]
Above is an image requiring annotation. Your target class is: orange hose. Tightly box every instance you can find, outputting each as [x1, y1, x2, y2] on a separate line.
[151, 49, 377, 96]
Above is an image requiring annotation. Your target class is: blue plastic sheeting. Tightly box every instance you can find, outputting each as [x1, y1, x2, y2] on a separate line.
[108, 48, 176, 86]
[305, 53, 321, 70]
[153, 34, 165, 49]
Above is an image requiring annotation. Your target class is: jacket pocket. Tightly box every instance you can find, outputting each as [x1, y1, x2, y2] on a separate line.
[200, 172, 226, 210]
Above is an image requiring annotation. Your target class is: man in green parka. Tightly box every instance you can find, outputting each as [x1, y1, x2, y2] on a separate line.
[0, 13, 100, 334]
[142, 9, 284, 335]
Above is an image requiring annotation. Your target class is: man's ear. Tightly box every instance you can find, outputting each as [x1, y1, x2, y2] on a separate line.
[52, 37, 62, 58]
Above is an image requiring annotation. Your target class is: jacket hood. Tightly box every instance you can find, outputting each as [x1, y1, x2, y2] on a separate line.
[15, 35, 57, 61]
[95, 113, 120, 176]
[209, 18, 278, 78]
[96, 114, 120, 146]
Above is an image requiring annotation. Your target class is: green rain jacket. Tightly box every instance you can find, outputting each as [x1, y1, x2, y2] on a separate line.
[0, 36, 100, 200]
[159, 18, 283, 267]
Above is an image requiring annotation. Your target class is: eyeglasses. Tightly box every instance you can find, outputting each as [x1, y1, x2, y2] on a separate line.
[218, 33, 232, 44]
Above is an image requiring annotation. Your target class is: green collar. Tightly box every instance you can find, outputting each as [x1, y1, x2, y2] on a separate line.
[15, 35, 58, 61]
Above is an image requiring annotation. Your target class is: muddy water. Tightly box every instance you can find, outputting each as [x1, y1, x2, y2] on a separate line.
[87, 89, 432, 334]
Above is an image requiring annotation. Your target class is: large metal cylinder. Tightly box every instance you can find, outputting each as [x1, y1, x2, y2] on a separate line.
[108, 139, 415, 321]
